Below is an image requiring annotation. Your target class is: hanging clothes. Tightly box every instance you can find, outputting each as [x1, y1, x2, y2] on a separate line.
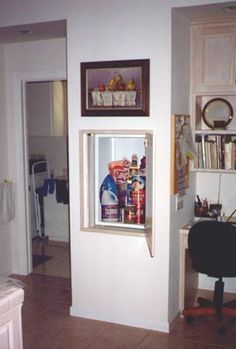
[0, 181, 15, 225]
[55, 179, 69, 204]
[42, 178, 55, 196]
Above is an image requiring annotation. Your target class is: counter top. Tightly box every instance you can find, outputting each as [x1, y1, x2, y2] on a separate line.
[0, 278, 24, 314]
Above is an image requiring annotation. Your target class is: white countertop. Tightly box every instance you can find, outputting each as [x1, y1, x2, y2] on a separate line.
[0, 278, 24, 314]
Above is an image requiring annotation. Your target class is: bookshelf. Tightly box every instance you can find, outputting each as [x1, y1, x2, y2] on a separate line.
[194, 133, 236, 171]
[192, 94, 236, 173]
[191, 20, 236, 174]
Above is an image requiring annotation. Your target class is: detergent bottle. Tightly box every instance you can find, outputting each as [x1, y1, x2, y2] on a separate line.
[100, 175, 119, 222]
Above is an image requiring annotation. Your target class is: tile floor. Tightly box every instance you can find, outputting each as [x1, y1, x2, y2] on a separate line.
[10, 272, 236, 349]
[32, 237, 70, 279]
[12, 238, 236, 349]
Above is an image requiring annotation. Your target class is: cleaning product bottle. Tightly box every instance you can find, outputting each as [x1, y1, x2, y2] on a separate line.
[100, 175, 119, 222]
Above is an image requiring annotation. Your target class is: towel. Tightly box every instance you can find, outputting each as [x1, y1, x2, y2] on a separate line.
[55, 179, 69, 204]
[0, 182, 15, 225]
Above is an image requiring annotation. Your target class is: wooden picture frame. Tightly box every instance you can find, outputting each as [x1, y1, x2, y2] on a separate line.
[81, 59, 150, 116]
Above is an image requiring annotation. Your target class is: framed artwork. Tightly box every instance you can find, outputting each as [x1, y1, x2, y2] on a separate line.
[81, 59, 150, 116]
[171, 114, 191, 195]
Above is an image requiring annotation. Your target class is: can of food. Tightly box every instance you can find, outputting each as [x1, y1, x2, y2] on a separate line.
[131, 176, 145, 206]
[136, 204, 145, 224]
[124, 205, 137, 224]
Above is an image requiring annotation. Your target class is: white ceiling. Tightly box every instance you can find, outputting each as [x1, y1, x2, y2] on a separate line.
[0, 20, 66, 44]
[0, 3, 236, 44]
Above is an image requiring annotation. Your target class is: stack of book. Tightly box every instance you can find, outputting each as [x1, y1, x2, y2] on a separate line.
[194, 134, 236, 170]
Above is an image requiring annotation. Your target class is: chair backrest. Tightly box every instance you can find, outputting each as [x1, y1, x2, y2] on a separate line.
[188, 221, 236, 278]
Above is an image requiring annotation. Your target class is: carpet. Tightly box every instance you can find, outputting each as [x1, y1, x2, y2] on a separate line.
[32, 254, 52, 268]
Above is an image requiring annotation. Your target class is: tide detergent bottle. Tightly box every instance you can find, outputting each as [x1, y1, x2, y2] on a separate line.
[100, 174, 119, 222]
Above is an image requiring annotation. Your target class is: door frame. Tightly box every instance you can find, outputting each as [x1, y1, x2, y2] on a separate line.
[14, 70, 67, 274]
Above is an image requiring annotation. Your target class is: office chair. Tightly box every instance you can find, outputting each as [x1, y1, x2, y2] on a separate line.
[182, 220, 236, 335]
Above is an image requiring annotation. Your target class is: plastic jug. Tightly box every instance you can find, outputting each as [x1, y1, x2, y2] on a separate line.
[101, 190, 119, 222]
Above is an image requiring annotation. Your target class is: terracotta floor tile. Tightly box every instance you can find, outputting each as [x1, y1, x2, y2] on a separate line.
[11, 240, 236, 349]
[16, 276, 236, 349]
[38, 333, 91, 349]
[171, 316, 236, 347]
[32, 238, 70, 279]
[62, 317, 109, 338]
[86, 323, 149, 349]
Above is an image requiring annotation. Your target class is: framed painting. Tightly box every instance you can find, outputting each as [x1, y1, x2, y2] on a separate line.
[81, 59, 150, 116]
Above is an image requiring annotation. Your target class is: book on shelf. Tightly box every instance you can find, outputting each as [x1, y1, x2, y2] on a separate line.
[195, 134, 236, 170]
[201, 135, 206, 168]
[224, 142, 232, 170]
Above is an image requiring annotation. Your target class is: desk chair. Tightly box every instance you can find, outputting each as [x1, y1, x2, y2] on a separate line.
[182, 220, 236, 335]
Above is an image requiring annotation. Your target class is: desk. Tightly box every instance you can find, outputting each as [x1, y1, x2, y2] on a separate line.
[179, 225, 198, 313]
[179, 219, 236, 313]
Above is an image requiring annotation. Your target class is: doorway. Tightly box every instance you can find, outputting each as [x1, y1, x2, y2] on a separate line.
[24, 79, 70, 279]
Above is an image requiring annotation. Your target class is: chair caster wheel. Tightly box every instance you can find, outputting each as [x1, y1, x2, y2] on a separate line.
[185, 316, 194, 324]
[217, 327, 226, 336]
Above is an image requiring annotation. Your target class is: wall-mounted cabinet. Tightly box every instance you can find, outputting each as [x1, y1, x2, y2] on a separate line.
[191, 21, 236, 94]
[80, 130, 155, 257]
[191, 20, 236, 173]
[27, 81, 67, 137]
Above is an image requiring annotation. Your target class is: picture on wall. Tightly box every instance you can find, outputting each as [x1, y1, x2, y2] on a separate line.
[81, 59, 150, 116]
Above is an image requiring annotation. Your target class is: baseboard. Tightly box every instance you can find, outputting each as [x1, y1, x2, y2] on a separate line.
[70, 305, 169, 333]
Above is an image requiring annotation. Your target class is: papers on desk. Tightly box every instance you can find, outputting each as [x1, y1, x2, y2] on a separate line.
[186, 216, 236, 229]
[186, 217, 216, 229]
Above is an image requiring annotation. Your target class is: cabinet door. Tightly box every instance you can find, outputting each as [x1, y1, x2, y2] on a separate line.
[145, 133, 155, 257]
[192, 23, 236, 93]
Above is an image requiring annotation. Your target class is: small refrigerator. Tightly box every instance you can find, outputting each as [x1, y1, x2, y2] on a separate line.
[80, 130, 155, 257]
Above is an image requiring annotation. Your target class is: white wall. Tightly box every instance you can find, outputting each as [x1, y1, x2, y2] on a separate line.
[44, 191, 69, 242]
[29, 136, 67, 177]
[67, 1, 172, 331]
[0, 0, 231, 333]
[169, 8, 196, 321]
[0, 44, 12, 275]
[196, 172, 236, 218]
